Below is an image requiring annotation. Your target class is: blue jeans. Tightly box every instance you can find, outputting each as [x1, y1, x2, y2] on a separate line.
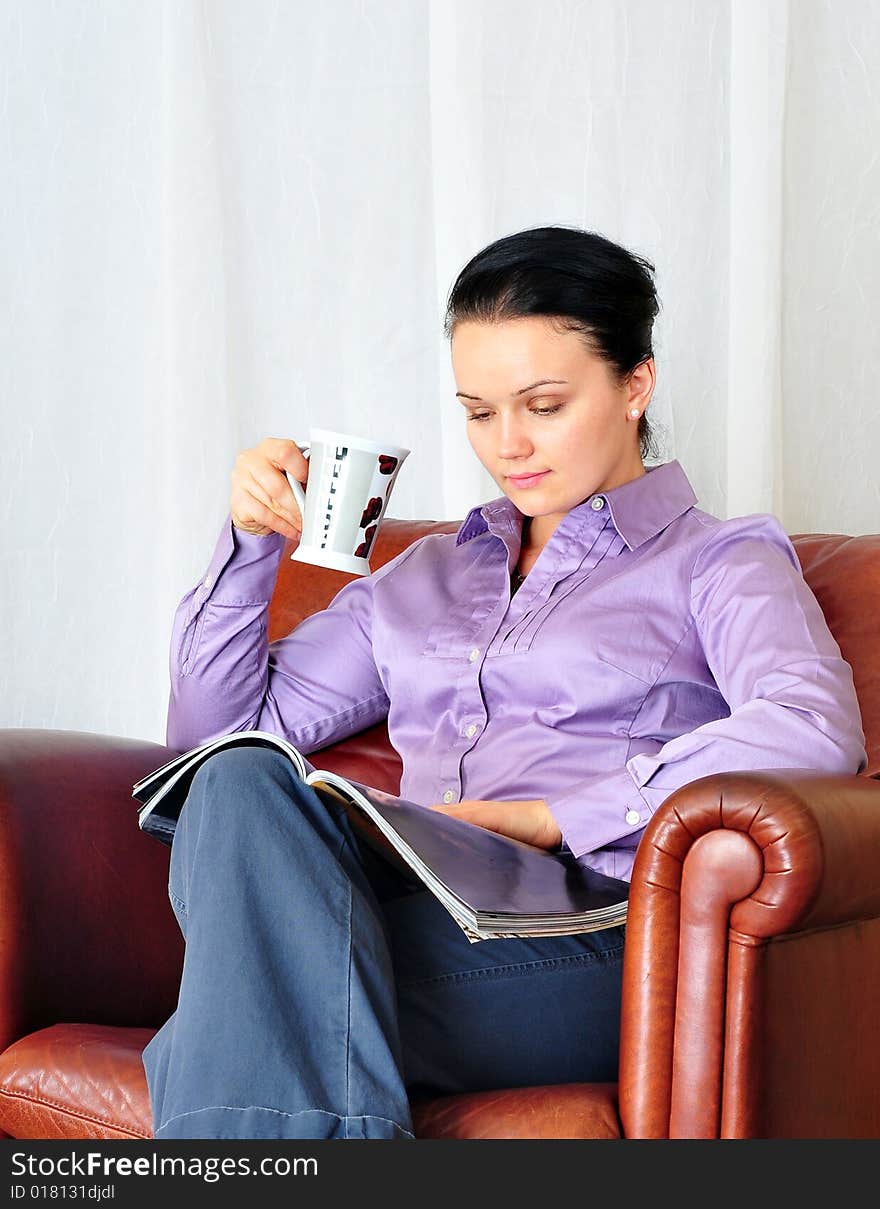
[142, 747, 625, 1139]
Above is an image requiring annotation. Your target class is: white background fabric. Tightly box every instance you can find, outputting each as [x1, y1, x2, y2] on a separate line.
[2, 0, 878, 742]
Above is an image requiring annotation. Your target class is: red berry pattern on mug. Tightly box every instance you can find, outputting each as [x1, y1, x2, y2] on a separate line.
[378, 454, 398, 475]
[359, 496, 383, 528]
[355, 524, 378, 558]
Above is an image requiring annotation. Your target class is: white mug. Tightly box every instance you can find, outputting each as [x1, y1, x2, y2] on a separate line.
[286, 428, 411, 576]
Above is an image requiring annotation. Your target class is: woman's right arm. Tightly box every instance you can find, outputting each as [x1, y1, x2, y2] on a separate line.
[166, 438, 390, 753]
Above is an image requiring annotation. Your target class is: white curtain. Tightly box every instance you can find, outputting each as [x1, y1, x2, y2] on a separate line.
[2, 0, 878, 743]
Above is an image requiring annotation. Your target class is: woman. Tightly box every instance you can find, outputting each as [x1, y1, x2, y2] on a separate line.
[143, 226, 867, 1139]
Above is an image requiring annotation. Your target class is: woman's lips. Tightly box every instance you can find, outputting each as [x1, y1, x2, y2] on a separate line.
[508, 470, 550, 488]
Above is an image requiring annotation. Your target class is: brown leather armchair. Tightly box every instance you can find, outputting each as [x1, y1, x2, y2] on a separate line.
[0, 519, 878, 1139]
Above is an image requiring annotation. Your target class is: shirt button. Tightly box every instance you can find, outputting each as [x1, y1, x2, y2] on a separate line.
[442, 790, 455, 803]
[591, 496, 606, 511]
[625, 809, 641, 826]
[465, 723, 479, 738]
[468, 647, 480, 662]
[203, 574, 213, 588]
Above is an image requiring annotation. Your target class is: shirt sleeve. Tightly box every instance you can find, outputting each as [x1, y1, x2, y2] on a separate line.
[546, 515, 869, 860]
[166, 513, 399, 754]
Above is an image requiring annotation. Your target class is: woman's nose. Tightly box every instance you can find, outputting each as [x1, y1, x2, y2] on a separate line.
[495, 419, 534, 459]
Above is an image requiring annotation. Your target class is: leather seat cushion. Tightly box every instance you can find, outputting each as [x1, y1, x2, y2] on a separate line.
[0, 1023, 622, 1140]
[0, 1024, 155, 1139]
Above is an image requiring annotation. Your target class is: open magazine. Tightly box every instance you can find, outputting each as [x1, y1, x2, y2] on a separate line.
[132, 729, 628, 943]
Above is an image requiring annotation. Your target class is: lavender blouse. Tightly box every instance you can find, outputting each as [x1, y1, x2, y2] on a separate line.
[167, 459, 867, 880]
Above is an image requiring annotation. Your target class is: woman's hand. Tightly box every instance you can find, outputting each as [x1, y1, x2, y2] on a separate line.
[230, 437, 309, 540]
[429, 798, 563, 850]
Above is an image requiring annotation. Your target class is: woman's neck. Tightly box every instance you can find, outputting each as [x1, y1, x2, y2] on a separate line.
[520, 514, 549, 555]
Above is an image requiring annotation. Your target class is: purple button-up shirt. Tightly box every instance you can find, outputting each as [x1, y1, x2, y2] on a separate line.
[167, 459, 867, 880]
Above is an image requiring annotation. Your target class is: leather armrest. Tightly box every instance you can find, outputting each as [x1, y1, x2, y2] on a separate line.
[0, 729, 186, 1051]
[619, 769, 880, 1138]
[0, 722, 404, 1055]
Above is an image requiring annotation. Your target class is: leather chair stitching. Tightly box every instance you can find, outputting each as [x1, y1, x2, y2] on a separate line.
[0, 1088, 150, 1139]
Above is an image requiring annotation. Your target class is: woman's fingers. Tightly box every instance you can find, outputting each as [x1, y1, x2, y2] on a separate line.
[245, 464, 303, 532]
[230, 438, 308, 539]
[234, 471, 301, 540]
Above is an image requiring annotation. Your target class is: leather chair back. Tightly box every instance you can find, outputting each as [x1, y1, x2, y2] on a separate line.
[789, 532, 880, 776]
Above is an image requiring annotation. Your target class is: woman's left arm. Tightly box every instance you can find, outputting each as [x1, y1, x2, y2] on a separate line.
[534, 518, 869, 861]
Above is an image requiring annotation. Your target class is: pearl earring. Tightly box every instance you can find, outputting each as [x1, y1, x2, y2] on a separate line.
[629, 408, 640, 419]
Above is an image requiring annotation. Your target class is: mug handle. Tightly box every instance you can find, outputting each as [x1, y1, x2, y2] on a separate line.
[287, 443, 311, 515]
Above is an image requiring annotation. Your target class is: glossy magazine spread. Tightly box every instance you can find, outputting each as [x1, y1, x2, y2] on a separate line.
[132, 729, 628, 942]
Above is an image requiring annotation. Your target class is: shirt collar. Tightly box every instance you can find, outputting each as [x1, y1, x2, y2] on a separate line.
[455, 459, 698, 552]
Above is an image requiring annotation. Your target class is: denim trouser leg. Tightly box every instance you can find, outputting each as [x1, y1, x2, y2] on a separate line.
[387, 891, 625, 1096]
[142, 746, 416, 1139]
[142, 746, 626, 1139]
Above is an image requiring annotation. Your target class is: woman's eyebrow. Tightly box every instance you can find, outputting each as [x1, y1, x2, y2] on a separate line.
[455, 378, 569, 402]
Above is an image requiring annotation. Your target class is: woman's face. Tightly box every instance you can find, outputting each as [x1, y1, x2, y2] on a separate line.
[450, 316, 654, 544]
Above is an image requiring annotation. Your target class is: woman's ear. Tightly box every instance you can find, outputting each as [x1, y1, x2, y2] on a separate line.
[627, 357, 655, 411]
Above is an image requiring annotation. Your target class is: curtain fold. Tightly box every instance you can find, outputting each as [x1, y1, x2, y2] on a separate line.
[727, 0, 789, 519]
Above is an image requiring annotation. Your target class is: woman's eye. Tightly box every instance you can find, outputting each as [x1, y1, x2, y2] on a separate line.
[466, 403, 563, 423]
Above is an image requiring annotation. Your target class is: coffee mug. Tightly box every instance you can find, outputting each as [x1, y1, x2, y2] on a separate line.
[286, 428, 411, 575]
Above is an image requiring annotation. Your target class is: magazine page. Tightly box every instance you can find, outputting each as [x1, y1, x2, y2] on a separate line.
[307, 772, 628, 920]
[133, 730, 314, 809]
